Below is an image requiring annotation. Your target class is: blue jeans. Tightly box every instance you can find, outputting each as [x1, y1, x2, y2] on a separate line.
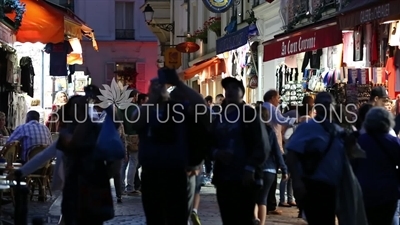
[392, 200, 400, 225]
[279, 178, 293, 203]
[120, 152, 139, 192]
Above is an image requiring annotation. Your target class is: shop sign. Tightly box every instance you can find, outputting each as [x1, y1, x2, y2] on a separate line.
[339, 0, 400, 29]
[164, 48, 182, 69]
[202, 0, 233, 13]
[359, 3, 390, 24]
[0, 23, 13, 44]
[216, 26, 249, 55]
[263, 23, 342, 62]
[248, 76, 258, 89]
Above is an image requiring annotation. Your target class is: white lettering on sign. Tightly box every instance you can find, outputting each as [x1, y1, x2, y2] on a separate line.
[360, 3, 390, 24]
[0, 23, 13, 44]
[280, 35, 316, 56]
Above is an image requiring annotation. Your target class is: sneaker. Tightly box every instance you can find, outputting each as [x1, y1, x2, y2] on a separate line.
[191, 211, 201, 225]
[117, 197, 122, 203]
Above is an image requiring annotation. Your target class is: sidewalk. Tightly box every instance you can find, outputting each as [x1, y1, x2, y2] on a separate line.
[2, 185, 307, 224]
[47, 186, 305, 225]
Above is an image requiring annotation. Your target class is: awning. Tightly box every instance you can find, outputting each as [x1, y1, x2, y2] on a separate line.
[263, 20, 342, 62]
[216, 26, 249, 55]
[6, 0, 97, 48]
[338, 0, 400, 30]
[183, 57, 225, 80]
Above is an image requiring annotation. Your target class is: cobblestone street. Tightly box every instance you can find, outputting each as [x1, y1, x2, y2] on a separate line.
[2, 185, 307, 225]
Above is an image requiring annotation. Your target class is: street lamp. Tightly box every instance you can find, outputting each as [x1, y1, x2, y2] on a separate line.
[142, 4, 174, 33]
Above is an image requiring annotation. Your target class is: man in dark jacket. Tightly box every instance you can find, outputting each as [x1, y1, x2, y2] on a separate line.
[211, 77, 270, 225]
[131, 68, 208, 225]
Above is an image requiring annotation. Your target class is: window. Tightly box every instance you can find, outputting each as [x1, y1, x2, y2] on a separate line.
[115, 2, 135, 40]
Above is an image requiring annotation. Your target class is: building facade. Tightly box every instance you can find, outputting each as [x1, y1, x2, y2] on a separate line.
[73, 0, 158, 93]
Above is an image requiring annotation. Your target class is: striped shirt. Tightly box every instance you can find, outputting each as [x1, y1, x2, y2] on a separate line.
[7, 120, 52, 161]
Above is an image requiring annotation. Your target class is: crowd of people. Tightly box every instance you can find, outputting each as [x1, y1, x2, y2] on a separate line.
[0, 67, 400, 225]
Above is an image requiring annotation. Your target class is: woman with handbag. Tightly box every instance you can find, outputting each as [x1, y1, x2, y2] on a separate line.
[355, 107, 400, 225]
[56, 95, 115, 225]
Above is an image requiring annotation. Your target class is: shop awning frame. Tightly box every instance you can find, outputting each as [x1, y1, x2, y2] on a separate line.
[184, 57, 225, 80]
[6, 0, 97, 50]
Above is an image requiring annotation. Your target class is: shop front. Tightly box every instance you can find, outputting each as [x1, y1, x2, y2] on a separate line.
[6, 0, 97, 115]
[0, 19, 22, 129]
[0, 0, 97, 129]
[263, 19, 343, 108]
[338, 0, 400, 103]
[253, 0, 282, 100]
[216, 26, 258, 103]
[183, 57, 226, 97]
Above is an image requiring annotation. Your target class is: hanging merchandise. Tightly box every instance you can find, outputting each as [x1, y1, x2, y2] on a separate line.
[353, 26, 364, 62]
[7, 91, 28, 129]
[386, 48, 396, 99]
[281, 83, 304, 106]
[44, 41, 73, 77]
[19, 56, 35, 98]
[301, 49, 323, 73]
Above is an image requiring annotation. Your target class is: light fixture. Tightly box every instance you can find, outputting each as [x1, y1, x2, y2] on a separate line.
[143, 4, 154, 23]
[382, 20, 398, 24]
[142, 4, 175, 33]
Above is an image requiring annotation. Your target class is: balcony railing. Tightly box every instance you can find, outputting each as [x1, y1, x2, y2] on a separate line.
[115, 29, 135, 40]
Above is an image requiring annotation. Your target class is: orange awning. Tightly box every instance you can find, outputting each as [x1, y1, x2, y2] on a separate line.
[184, 57, 225, 80]
[6, 0, 96, 46]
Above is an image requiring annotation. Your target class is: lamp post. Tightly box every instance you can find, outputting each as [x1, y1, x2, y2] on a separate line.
[142, 4, 174, 33]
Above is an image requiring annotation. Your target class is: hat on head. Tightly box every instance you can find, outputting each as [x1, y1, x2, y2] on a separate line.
[221, 77, 245, 97]
[371, 86, 389, 99]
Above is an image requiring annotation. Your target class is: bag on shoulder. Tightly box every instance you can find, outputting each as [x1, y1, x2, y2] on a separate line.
[95, 106, 125, 161]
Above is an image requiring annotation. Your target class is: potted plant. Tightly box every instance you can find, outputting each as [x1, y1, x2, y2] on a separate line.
[185, 36, 196, 43]
[206, 17, 221, 37]
[4, 0, 26, 31]
[193, 28, 208, 44]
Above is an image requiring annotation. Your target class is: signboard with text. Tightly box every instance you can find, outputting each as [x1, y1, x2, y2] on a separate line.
[263, 23, 342, 62]
[339, 0, 400, 29]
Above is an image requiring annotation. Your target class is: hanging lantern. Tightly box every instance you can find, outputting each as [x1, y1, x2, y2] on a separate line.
[175, 42, 200, 53]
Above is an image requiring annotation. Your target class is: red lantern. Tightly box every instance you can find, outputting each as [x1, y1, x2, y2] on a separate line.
[176, 42, 200, 53]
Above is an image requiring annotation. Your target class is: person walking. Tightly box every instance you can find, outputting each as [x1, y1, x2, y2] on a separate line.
[211, 77, 270, 225]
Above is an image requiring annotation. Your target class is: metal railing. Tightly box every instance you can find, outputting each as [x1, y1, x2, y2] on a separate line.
[115, 29, 135, 40]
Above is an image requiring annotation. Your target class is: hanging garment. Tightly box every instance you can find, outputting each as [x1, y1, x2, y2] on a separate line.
[7, 92, 28, 129]
[6, 53, 17, 84]
[68, 65, 76, 83]
[67, 38, 83, 65]
[301, 49, 323, 73]
[20, 57, 35, 98]
[342, 32, 354, 65]
[353, 26, 364, 61]
[370, 24, 379, 65]
[389, 22, 400, 46]
[385, 57, 396, 99]
[364, 24, 372, 66]
[44, 41, 73, 76]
